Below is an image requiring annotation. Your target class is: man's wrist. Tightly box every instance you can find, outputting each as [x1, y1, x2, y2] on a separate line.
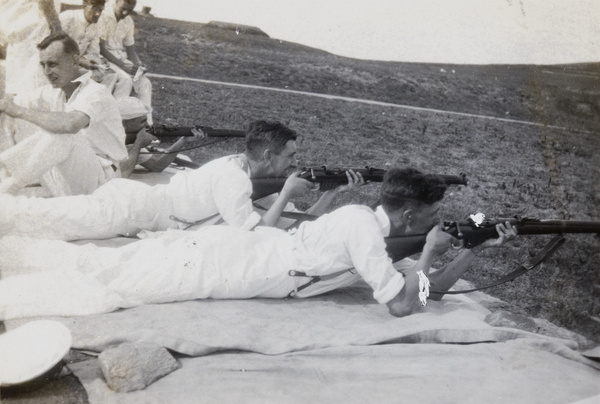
[279, 188, 292, 200]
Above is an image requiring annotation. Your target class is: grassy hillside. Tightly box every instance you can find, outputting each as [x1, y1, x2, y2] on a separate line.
[134, 14, 600, 344]
[137, 16, 600, 132]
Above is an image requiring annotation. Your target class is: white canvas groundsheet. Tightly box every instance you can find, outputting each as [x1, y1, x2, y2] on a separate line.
[2, 171, 598, 402]
[69, 342, 599, 404]
[6, 282, 599, 403]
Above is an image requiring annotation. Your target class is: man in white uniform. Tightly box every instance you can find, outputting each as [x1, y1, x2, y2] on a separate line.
[0, 33, 127, 196]
[0, 120, 360, 239]
[0, 168, 517, 319]
[59, 0, 139, 108]
[98, 0, 152, 124]
[59, 0, 104, 64]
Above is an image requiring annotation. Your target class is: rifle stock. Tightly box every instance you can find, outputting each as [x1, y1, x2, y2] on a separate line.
[385, 217, 600, 262]
[148, 124, 246, 138]
[250, 167, 467, 200]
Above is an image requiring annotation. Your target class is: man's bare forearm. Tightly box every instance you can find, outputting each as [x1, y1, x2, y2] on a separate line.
[427, 246, 484, 301]
[258, 190, 293, 227]
[38, 0, 62, 33]
[305, 189, 340, 216]
[100, 41, 129, 71]
[6, 105, 89, 134]
[125, 45, 142, 67]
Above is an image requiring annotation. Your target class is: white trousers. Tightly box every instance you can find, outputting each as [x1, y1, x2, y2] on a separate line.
[0, 228, 298, 319]
[0, 130, 110, 196]
[0, 178, 173, 240]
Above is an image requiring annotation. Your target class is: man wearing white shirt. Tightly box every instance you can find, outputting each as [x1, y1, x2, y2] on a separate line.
[98, 0, 152, 124]
[0, 33, 127, 196]
[0, 120, 358, 239]
[0, 167, 517, 319]
[59, 0, 104, 61]
[60, 0, 136, 104]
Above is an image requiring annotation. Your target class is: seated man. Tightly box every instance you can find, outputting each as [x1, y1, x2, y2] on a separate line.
[116, 100, 204, 177]
[0, 33, 127, 197]
[98, 0, 152, 125]
[0, 167, 517, 319]
[59, 0, 135, 104]
[0, 120, 360, 239]
[59, 0, 105, 70]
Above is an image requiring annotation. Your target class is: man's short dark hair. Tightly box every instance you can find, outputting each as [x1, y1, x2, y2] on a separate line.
[84, 0, 106, 6]
[37, 33, 80, 56]
[381, 167, 447, 211]
[244, 120, 298, 159]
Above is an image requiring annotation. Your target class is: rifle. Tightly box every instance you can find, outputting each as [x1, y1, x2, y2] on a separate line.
[250, 166, 468, 200]
[384, 213, 600, 263]
[148, 124, 246, 138]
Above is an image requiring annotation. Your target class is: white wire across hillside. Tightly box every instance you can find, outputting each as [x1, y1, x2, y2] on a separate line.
[147, 72, 589, 134]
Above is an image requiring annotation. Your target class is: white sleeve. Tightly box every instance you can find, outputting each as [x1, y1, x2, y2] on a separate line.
[211, 167, 261, 230]
[345, 213, 405, 304]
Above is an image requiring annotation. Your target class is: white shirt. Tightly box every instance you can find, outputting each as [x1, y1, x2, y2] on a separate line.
[21, 72, 127, 165]
[97, 4, 134, 62]
[289, 205, 406, 304]
[110, 205, 405, 305]
[59, 9, 101, 57]
[143, 155, 262, 230]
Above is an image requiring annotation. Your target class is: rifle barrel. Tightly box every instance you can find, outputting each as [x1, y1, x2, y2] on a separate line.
[515, 220, 600, 235]
[250, 169, 467, 199]
[149, 125, 246, 138]
[384, 219, 600, 261]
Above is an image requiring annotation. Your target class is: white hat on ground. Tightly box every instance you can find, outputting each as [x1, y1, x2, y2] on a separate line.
[0, 320, 72, 387]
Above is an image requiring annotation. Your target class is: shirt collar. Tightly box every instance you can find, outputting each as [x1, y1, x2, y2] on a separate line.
[234, 154, 252, 177]
[374, 205, 391, 237]
[72, 71, 93, 84]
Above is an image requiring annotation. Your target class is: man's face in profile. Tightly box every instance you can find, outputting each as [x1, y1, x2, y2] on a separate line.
[269, 140, 298, 177]
[83, 1, 105, 24]
[114, 0, 136, 20]
[39, 41, 79, 89]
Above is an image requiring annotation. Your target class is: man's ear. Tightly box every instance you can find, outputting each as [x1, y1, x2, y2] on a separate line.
[72, 54, 81, 67]
[262, 149, 273, 163]
[402, 209, 413, 224]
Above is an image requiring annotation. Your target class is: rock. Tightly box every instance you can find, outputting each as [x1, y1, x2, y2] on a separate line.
[99, 342, 180, 392]
[484, 310, 538, 333]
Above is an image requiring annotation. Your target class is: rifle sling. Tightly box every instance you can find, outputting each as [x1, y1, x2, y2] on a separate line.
[430, 235, 566, 295]
[287, 269, 355, 298]
[252, 204, 320, 226]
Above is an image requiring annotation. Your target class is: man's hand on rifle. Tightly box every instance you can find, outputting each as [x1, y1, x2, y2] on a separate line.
[134, 128, 158, 149]
[471, 221, 518, 253]
[424, 224, 457, 257]
[333, 169, 366, 194]
[281, 172, 319, 199]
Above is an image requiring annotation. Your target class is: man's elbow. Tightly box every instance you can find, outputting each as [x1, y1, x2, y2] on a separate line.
[60, 123, 84, 134]
[386, 301, 415, 318]
[59, 114, 90, 134]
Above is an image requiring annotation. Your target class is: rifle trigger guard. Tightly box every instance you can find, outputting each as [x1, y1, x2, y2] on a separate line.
[452, 239, 464, 250]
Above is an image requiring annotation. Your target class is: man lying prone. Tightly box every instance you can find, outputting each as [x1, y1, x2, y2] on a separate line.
[0, 167, 516, 319]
